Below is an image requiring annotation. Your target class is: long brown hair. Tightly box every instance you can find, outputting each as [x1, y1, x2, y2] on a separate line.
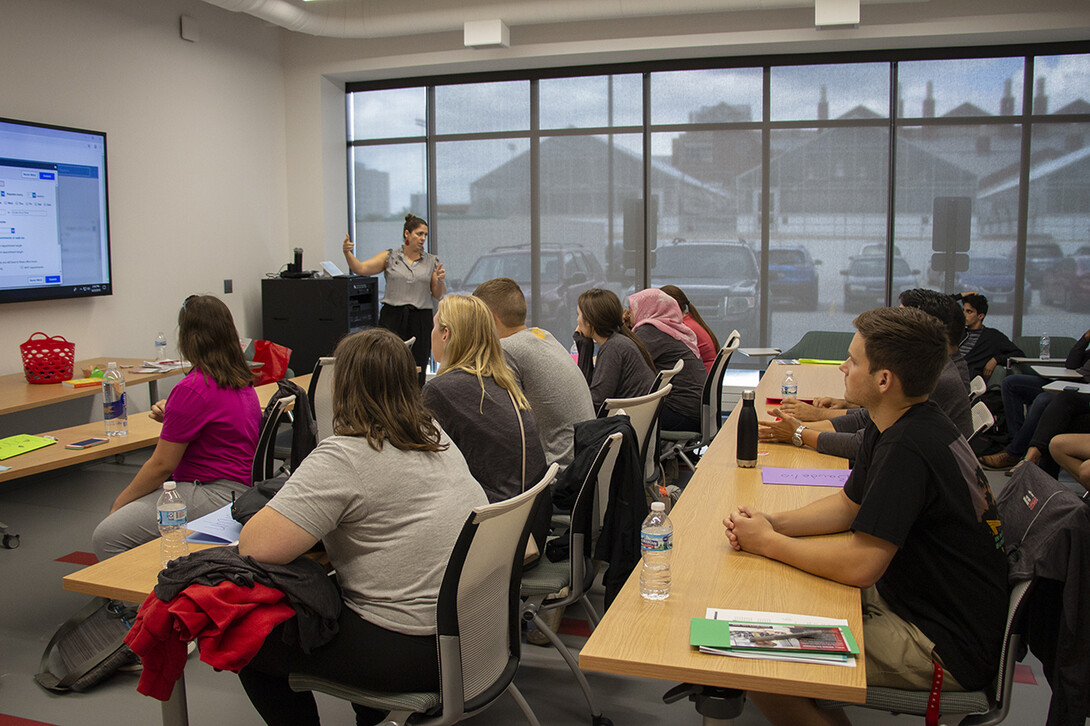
[332, 328, 445, 452]
[577, 288, 655, 371]
[177, 295, 252, 389]
[661, 284, 720, 351]
[433, 295, 530, 410]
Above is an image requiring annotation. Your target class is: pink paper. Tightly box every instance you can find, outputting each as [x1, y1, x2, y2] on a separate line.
[761, 467, 850, 487]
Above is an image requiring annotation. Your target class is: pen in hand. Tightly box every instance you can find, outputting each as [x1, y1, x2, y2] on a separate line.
[750, 628, 829, 643]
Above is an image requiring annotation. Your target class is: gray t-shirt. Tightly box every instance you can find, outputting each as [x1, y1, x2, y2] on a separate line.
[817, 356, 973, 459]
[422, 370, 547, 504]
[382, 246, 439, 309]
[267, 431, 487, 635]
[501, 328, 595, 468]
[588, 334, 656, 411]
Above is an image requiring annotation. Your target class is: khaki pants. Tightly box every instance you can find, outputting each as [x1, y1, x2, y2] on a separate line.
[861, 586, 964, 692]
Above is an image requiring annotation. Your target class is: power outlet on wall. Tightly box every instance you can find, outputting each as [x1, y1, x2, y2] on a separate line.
[224, 279, 233, 294]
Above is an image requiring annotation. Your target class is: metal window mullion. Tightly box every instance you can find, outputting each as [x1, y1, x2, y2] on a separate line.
[426, 87, 438, 256]
[530, 80, 542, 326]
[642, 72, 652, 291]
[885, 61, 899, 306]
[1013, 56, 1035, 338]
[760, 66, 771, 347]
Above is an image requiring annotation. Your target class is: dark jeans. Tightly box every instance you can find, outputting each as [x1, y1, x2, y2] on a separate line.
[1027, 390, 1090, 474]
[660, 404, 699, 433]
[1002, 375, 1055, 457]
[238, 607, 439, 726]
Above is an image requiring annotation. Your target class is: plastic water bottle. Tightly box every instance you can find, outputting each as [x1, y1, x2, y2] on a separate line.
[1040, 333, 1051, 360]
[737, 390, 758, 468]
[154, 331, 167, 361]
[781, 370, 798, 401]
[157, 482, 189, 568]
[640, 502, 673, 600]
[102, 362, 128, 437]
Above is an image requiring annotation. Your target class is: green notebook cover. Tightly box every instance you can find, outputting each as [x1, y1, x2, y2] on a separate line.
[0, 434, 57, 461]
[690, 618, 859, 655]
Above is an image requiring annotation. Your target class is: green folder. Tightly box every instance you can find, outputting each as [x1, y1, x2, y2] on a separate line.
[690, 617, 859, 655]
[797, 358, 845, 366]
[0, 434, 57, 461]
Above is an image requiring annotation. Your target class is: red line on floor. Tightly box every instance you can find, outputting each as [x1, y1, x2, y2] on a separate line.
[1013, 663, 1037, 685]
[557, 617, 591, 638]
[0, 714, 61, 726]
[55, 551, 98, 566]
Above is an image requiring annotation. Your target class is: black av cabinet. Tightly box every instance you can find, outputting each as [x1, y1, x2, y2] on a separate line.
[261, 276, 379, 375]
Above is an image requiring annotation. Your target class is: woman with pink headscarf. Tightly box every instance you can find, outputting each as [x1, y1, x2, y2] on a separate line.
[627, 288, 707, 432]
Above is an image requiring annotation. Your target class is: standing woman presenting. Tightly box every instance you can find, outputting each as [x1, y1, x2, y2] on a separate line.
[342, 213, 446, 385]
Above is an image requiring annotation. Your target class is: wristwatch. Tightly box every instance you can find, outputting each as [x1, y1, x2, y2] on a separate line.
[791, 424, 807, 447]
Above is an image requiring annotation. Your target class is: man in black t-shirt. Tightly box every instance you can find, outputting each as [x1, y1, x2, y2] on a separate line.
[725, 307, 1007, 726]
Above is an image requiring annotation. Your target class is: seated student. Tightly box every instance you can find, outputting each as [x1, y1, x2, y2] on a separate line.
[1003, 389, 1090, 480]
[984, 328, 1090, 471]
[726, 307, 1007, 725]
[92, 295, 261, 560]
[236, 328, 487, 726]
[473, 277, 595, 469]
[628, 288, 706, 433]
[959, 292, 1023, 382]
[766, 289, 972, 458]
[1050, 432, 1090, 493]
[575, 288, 656, 412]
[661, 284, 721, 372]
[422, 295, 547, 505]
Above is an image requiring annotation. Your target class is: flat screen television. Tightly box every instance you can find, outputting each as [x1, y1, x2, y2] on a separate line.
[0, 116, 111, 304]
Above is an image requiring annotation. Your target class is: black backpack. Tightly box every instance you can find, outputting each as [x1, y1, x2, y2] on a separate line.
[35, 597, 139, 693]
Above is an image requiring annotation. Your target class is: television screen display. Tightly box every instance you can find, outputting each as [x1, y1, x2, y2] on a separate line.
[0, 116, 111, 304]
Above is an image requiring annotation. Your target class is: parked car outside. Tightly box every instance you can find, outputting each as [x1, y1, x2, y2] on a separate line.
[650, 239, 760, 343]
[955, 256, 1031, 314]
[857, 243, 905, 258]
[1015, 242, 1064, 289]
[841, 256, 919, 312]
[769, 246, 820, 310]
[1041, 254, 1090, 311]
[449, 244, 605, 337]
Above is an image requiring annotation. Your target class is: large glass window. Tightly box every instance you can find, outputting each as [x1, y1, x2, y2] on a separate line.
[348, 47, 1090, 356]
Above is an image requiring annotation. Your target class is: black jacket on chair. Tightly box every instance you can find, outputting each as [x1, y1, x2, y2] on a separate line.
[553, 415, 648, 610]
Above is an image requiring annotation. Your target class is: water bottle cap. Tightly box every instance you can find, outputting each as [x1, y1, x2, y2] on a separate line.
[107, 361, 117, 368]
[651, 501, 666, 512]
[741, 389, 755, 400]
[163, 481, 176, 491]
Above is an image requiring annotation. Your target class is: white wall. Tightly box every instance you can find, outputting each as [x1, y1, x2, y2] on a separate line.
[0, 0, 288, 378]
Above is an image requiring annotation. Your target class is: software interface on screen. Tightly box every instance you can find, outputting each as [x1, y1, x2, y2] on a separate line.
[0, 119, 110, 300]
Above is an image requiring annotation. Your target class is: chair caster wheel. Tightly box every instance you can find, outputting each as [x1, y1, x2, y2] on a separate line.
[3, 533, 20, 549]
[592, 716, 613, 726]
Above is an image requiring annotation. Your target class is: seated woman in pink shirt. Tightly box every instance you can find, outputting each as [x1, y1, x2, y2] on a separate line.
[662, 285, 721, 372]
[92, 295, 262, 559]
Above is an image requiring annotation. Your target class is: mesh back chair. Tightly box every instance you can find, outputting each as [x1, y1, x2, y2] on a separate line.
[288, 466, 559, 726]
[521, 433, 623, 726]
[603, 385, 672, 485]
[818, 579, 1034, 726]
[251, 394, 295, 482]
[403, 336, 416, 348]
[660, 330, 741, 471]
[969, 375, 988, 401]
[970, 400, 996, 442]
[648, 359, 684, 395]
[307, 357, 336, 443]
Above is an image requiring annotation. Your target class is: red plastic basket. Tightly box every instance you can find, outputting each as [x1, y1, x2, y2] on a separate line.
[20, 332, 76, 384]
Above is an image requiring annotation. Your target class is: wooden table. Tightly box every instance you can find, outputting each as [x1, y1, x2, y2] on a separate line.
[579, 361, 868, 707]
[0, 374, 309, 486]
[0, 358, 188, 416]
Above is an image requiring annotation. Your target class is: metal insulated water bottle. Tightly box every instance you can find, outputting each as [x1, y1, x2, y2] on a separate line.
[737, 389, 758, 468]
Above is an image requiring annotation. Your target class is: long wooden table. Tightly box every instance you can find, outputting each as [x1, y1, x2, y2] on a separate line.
[0, 358, 187, 416]
[0, 374, 309, 486]
[579, 361, 867, 705]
